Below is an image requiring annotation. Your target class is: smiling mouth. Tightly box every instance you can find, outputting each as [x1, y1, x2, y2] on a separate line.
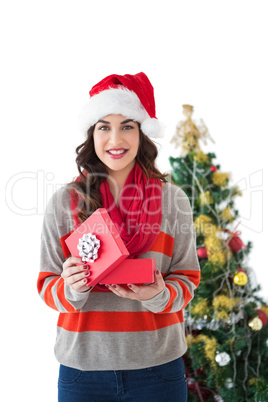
[107, 150, 128, 155]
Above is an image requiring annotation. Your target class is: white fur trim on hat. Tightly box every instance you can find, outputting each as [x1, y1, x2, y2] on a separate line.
[78, 87, 163, 138]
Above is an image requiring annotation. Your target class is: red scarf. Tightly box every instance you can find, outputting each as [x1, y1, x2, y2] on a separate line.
[99, 162, 162, 258]
[71, 162, 162, 259]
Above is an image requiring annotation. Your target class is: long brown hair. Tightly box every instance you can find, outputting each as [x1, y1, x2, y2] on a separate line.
[67, 124, 169, 223]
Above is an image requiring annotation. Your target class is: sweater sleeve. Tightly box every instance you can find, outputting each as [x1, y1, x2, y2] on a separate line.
[37, 187, 91, 312]
[141, 187, 200, 314]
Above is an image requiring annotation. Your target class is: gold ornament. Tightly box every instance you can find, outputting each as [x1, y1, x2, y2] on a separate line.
[248, 317, 263, 331]
[170, 105, 214, 155]
[233, 271, 248, 286]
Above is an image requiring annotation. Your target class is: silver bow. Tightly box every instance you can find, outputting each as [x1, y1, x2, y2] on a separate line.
[77, 233, 101, 263]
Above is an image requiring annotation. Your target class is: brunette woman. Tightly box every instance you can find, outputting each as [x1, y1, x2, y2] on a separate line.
[38, 72, 200, 402]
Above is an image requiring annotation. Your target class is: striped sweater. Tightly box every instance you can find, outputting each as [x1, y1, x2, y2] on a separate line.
[37, 182, 200, 371]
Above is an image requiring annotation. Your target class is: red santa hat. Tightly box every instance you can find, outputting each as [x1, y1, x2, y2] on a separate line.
[79, 72, 163, 138]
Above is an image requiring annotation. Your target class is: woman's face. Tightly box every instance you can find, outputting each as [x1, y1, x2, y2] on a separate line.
[93, 114, 140, 177]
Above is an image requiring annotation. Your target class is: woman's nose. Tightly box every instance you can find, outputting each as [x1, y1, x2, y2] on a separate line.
[109, 128, 123, 145]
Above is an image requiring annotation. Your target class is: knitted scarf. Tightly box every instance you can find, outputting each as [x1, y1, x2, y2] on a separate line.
[99, 162, 162, 258]
[71, 162, 162, 259]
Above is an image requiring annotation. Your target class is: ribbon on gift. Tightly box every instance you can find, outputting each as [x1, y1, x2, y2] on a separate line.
[77, 233, 101, 263]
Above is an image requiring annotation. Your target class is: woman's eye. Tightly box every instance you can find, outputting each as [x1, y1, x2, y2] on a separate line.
[122, 125, 134, 130]
[98, 126, 109, 131]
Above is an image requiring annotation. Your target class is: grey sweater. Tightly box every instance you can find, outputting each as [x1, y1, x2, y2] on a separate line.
[38, 182, 200, 371]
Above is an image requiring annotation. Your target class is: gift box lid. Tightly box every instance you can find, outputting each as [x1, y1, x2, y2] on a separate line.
[65, 208, 129, 287]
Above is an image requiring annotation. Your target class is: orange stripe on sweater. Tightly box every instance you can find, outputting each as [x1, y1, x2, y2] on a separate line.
[60, 231, 74, 259]
[161, 284, 178, 313]
[38, 272, 78, 313]
[177, 280, 193, 309]
[56, 279, 78, 312]
[44, 276, 59, 311]
[161, 270, 200, 312]
[149, 232, 174, 257]
[57, 310, 184, 333]
[166, 277, 194, 309]
[163, 270, 201, 287]
[37, 271, 58, 294]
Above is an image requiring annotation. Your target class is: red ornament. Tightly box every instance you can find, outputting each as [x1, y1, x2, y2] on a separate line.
[197, 246, 208, 259]
[256, 309, 268, 327]
[227, 233, 247, 253]
[210, 166, 217, 172]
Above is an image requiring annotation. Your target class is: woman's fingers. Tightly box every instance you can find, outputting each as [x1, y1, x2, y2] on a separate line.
[71, 276, 90, 291]
[61, 257, 91, 291]
[63, 256, 83, 270]
[63, 268, 90, 286]
[62, 263, 88, 279]
[105, 269, 165, 301]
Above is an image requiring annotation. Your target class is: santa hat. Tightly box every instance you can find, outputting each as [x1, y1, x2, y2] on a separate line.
[79, 72, 163, 138]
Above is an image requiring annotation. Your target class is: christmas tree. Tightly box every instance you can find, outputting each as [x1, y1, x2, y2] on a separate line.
[169, 105, 268, 401]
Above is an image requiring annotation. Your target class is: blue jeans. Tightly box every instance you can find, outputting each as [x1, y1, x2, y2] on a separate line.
[58, 357, 187, 402]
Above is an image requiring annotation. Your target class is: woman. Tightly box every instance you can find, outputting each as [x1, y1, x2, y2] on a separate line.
[38, 72, 200, 402]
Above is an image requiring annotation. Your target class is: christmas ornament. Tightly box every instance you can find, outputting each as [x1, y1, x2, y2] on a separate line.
[233, 268, 248, 286]
[224, 224, 247, 253]
[207, 318, 220, 330]
[215, 352, 231, 366]
[210, 165, 217, 172]
[214, 396, 224, 402]
[225, 378, 234, 389]
[197, 246, 208, 259]
[248, 317, 263, 331]
[195, 317, 208, 329]
[248, 309, 268, 331]
[228, 233, 247, 253]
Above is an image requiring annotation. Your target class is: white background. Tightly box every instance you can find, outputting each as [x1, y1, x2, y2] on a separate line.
[1, 0, 267, 400]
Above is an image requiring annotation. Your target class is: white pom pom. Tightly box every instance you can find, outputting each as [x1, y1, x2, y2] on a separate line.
[141, 118, 165, 138]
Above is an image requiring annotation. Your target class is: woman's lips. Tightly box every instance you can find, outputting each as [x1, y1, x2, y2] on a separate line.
[106, 150, 129, 159]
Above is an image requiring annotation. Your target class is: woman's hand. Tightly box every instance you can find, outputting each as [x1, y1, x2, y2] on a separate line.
[105, 270, 165, 301]
[61, 257, 91, 292]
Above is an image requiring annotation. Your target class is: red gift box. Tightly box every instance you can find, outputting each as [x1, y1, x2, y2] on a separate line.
[99, 259, 156, 285]
[65, 208, 129, 287]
